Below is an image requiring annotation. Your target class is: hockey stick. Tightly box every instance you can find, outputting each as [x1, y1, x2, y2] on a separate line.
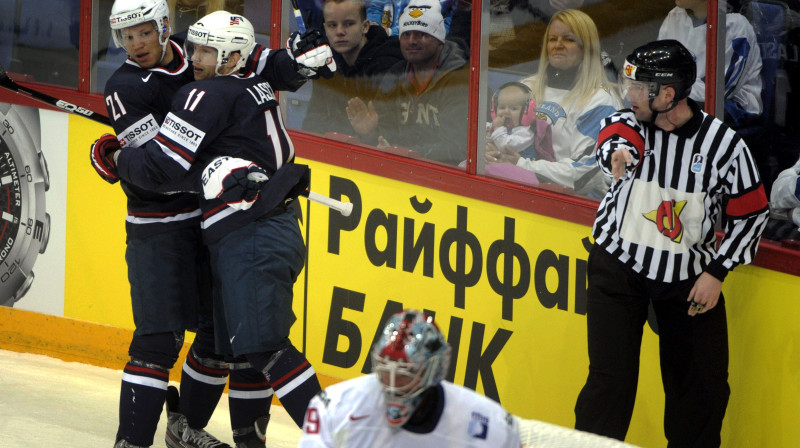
[289, 0, 307, 33]
[306, 190, 354, 217]
[0, 63, 111, 126]
[248, 172, 353, 217]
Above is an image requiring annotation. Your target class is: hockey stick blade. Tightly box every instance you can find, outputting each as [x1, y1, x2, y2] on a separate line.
[0, 63, 111, 126]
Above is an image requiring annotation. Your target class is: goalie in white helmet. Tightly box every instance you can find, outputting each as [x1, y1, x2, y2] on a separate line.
[298, 309, 521, 447]
[92, 2, 338, 448]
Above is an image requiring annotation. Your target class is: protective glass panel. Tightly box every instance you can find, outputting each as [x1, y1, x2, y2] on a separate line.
[482, 0, 675, 199]
[285, 0, 471, 169]
[1, 0, 81, 88]
[735, 0, 800, 246]
[90, 0, 267, 94]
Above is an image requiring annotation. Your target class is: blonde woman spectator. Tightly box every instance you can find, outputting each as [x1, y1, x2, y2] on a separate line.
[488, 9, 620, 197]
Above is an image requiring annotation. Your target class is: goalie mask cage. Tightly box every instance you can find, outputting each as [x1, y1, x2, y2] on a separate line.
[517, 418, 642, 447]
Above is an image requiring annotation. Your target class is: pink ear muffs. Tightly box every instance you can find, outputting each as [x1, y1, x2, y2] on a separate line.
[491, 81, 537, 127]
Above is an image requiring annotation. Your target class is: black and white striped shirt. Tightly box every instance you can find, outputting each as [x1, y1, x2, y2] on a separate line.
[592, 100, 769, 282]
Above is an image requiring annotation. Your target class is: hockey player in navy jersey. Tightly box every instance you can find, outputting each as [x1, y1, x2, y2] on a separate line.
[90, 2, 334, 448]
[298, 309, 521, 447]
[92, 9, 331, 448]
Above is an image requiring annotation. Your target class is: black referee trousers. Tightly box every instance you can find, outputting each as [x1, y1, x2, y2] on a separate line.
[575, 246, 729, 448]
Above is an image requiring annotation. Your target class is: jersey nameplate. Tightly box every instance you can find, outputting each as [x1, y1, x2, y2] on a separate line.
[246, 82, 276, 106]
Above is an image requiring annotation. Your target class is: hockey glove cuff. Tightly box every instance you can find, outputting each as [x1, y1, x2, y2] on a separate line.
[202, 156, 269, 211]
[286, 29, 337, 79]
[90, 133, 121, 184]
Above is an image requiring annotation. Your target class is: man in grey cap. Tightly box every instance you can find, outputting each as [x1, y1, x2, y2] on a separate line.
[345, 0, 469, 166]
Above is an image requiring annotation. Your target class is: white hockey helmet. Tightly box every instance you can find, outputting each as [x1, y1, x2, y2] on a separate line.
[371, 309, 451, 427]
[109, 0, 171, 50]
[185, 11, 256, 76]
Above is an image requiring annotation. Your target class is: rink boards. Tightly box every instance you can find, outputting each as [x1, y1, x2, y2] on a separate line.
[1, 108, 799, 448]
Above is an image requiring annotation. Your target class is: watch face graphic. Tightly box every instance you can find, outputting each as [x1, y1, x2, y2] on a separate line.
[0, 103, 50, 307]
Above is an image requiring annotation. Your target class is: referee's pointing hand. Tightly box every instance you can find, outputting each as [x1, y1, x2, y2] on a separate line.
[611, 148, 634, 182]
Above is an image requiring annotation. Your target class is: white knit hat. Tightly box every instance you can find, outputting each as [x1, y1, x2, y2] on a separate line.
[398, 0, 446, 43]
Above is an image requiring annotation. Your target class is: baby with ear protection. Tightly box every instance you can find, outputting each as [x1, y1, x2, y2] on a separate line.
[486, 82, 554, 163]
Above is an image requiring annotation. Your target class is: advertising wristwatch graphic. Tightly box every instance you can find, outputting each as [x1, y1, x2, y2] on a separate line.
[0, 103, 50, 307]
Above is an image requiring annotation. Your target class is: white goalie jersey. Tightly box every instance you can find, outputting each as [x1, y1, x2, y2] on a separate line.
[298, 375, 521, 448]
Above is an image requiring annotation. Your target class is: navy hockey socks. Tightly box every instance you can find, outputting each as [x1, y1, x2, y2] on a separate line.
[247, 346, 321, 428]
[178, 349, 229, 430]
[229, 365, 273, 444]
[117, 361, 169, 446]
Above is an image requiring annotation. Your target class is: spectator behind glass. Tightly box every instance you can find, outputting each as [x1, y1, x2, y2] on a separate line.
[658, 0, 762, 128]
[346, 0, 470, 166]
[302, 0, 403, 137]
[770, 156, 800, 231]
[489, 9, 620, 197]
[489, 0, 584, 68]
[486, 82, 554, 162]
[367, 0, 458, 37]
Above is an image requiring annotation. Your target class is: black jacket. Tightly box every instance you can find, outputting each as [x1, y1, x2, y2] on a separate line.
[302, 25, 403, 136]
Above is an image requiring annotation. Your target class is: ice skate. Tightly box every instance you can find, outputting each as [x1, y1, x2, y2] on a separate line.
[165, 385, 232, 448]
[234, 414, 269, 448]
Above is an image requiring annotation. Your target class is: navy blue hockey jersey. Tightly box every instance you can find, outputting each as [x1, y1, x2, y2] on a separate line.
[104, 40, 199, 239]
[103, 36, 305, 239]
[116, 73, 308, 244]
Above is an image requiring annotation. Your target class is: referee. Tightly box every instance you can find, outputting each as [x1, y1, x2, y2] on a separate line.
[574, 40, 769, 447]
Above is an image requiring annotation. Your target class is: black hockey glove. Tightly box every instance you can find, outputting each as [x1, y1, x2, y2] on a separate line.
[286, 29, 336, 79]
[90, 133, 121, 184]
[202, 156, 269, 211]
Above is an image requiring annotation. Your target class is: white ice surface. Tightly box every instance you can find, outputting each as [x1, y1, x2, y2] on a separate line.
[0, 349, 302, 447]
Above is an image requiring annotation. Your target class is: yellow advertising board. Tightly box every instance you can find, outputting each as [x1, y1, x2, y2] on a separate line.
[55, 113, 800, 448]
[297, 162, 800, 448]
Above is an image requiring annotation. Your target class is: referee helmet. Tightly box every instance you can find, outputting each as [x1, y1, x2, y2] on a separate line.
[621, 39, 697, 104]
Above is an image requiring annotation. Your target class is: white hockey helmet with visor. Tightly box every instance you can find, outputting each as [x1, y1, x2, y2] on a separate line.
[185, 11, 255, 76]
[109, 0, 171, 53]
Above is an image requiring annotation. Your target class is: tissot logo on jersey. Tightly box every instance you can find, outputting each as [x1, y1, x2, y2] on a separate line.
[160, 113, 205, 150]
[118, 115, 158, 148]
